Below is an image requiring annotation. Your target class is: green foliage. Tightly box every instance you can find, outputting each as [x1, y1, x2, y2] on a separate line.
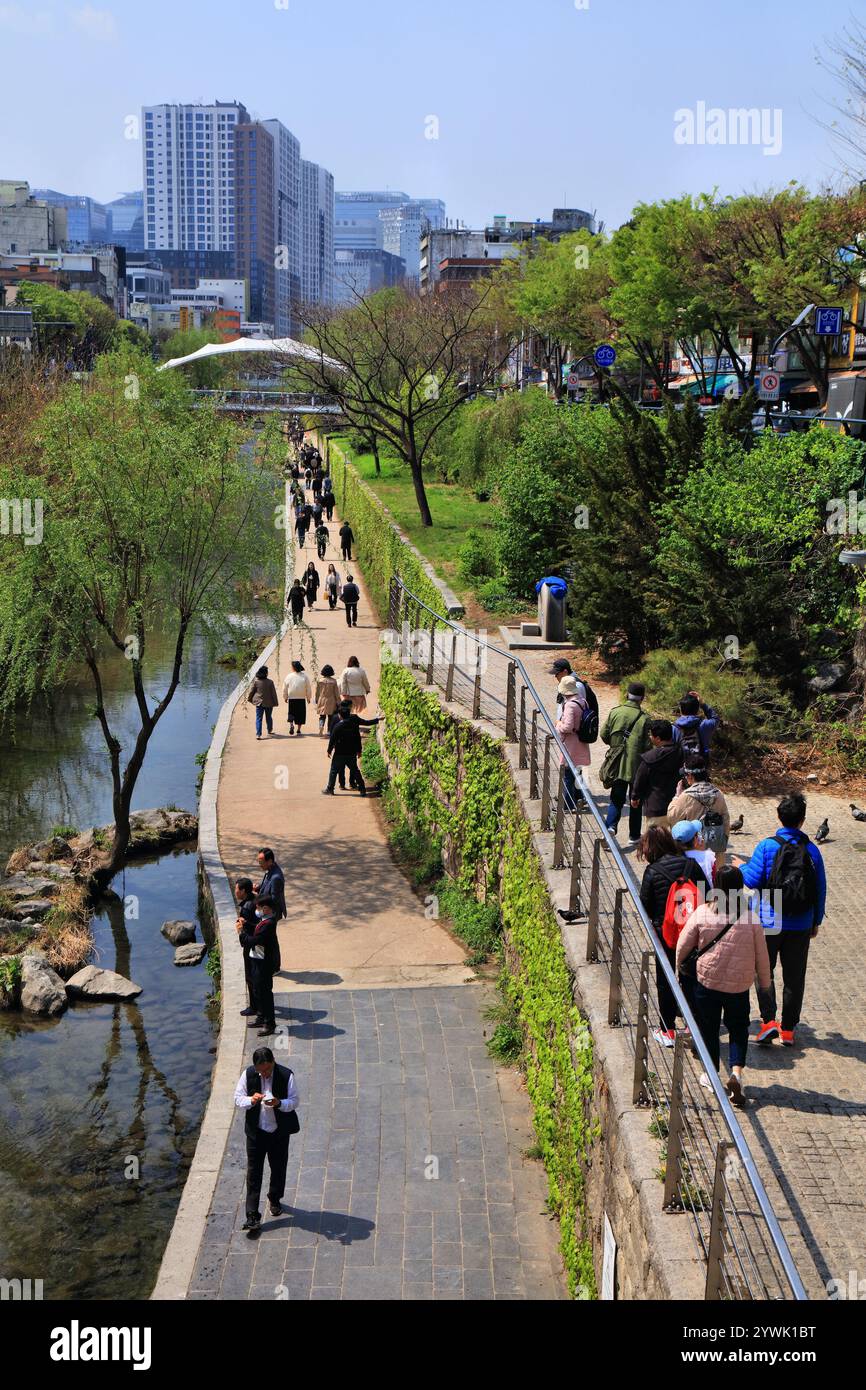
[0, 955, 23, 993]
[159, 327, 224, 387]
[436, 879, 501, 958]
[626, 644, 799, 757]
[359, 730, 388, 786]
[485, 993, 523, 1063]
[51, 825, 79, 840]
[475, 577, 521, 613]
[205, 945, 221, 984]
[457, 527, 497, 581]
[379, 661, 597, 1297]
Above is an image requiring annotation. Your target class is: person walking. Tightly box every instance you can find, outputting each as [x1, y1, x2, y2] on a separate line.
[235, 1045, 299, 1235]
[638, 824, 710, 1047]
[304, 562, 320, 610]
[288, 577, 306, 626]
[630, 719, 684, 830]
[554, 674, 591, 811]
[670, 819, 717, 885]
[236, 893, 280, 1036]
[235, 876, 258, 1016]
[732, 792, 826, 1047]
[666, 763, 731, 868]
[323, 699, 381, 796]
[676, 865, 772, 1105]
[324, 562, 341, 609]
[341, 573, 360, 628]
[311, 497, 324, 529]
[315, 664, 341, 735]
[599, 681, 651, 843]
[340, 655, 371, 713]
[339, 520, 354, 561]
[673, 692, 719, 770]
[315, 521, 330, 561]
[255, 847, 287, 921]
[283, 659, 312, 736]
[247, 665, 279, 740]
[312, 468, 323, 499]
[323, 479, 335, 522]
[295, 503, 308, 549]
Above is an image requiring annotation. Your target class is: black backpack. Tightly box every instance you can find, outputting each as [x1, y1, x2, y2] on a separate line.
[767, 834, 818, 917]
[575, 681, 600, 744]
[678, 715, 702, 757]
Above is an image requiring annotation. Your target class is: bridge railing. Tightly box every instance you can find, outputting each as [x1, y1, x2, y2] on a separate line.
[189, 389, 339, 413]
[387, 574, 808, 1303]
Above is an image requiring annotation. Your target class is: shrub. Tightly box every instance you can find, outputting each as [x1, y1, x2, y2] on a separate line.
[476, 577, 522, 613]
[457, 527, 497, 581]
[436, 879, 501, 957]
[360, 730, 388, 785]
[51, 825, 79, 840]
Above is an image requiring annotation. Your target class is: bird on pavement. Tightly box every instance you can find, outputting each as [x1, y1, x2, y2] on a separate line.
[850, 804, 866, 822]
[729, 814, 744, 833]
[815, 818, 829, 844]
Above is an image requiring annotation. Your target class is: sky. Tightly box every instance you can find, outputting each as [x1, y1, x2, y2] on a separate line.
[0, 0, 860, 229]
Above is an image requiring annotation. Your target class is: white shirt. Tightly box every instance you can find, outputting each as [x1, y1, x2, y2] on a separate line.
[686, 848, 716, 882]
[234, 1067, 300, 1133]
[340, 666, 371, 698]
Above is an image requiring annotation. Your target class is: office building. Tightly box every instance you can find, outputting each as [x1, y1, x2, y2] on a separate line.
[31, 189, 109, 246]
[234, 121, 275, 326]
[334, 248, 406, 304]
[301, 160, 334, 305]
[127, 262, 172, 306]
[336, 191, 445, 288]
[128, 247, 235, 290]
[107, 191, 144, 252]
[142, 101, 248, 251]
[262, 118, 301, 336]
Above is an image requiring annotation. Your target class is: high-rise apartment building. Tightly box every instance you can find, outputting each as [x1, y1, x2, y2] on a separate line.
[234, 121, 275, 326]
[142, 101, 248, 251]
[301, 160, 334, 305]
[262, 119, 301, 336]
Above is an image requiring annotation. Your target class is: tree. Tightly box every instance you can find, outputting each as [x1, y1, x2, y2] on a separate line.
[15, 282, 87, 359]
[290, 285, 511, 526]
[818, 16, 866, 177]
[0, 351, 283, 886]
[158, 326, 224, 388]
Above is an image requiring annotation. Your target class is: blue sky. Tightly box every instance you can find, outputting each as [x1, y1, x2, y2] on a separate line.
[0, 0, 858, 228]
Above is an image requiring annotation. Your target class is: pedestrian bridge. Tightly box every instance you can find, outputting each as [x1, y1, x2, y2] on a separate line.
[190, 389, 341, 415]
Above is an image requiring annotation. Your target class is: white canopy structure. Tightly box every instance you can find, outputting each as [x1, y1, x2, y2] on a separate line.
[157, 335, 344, 372]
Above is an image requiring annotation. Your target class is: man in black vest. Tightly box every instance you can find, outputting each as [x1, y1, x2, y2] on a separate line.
[237, 894, 279, 1036]
[235, 1046, 300, 1234]
[323, 700, 381, 796]
[234, 877, 258, 1018]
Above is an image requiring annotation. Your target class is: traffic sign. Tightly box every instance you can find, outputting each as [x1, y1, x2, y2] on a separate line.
[567, 372, 581, 389]
[594, 344, 616, 368]
[757, 370, 781, 401]
[814, 307, 843, 337]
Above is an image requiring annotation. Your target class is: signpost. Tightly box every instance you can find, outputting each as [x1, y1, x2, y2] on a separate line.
[594, 344, 616, 369]
[567, 371, 581, 390]
[814, 307, 844, 337]
[757, 369, 781, 402]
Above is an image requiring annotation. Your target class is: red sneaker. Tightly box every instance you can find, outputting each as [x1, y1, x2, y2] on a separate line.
[780, 1029, 795, 1047]
[755, 1020, 779, 1045]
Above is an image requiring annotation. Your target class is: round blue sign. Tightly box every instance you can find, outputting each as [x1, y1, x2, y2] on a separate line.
[594, 344, 616, 368]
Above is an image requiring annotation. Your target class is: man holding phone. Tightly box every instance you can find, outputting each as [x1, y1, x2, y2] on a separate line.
[234, 1046, 300, 1235]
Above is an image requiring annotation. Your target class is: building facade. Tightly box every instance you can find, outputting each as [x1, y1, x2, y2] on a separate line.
[234, 121, 276, 326]
[301, 160, 334, 305]
[262, 118, 301, 336]
[0, 183, 67, 255]
[107, 191, 144, 252]
[31, 190, 109, 246]
[334, 247, 406, 304]
[142, 101, 248, 252]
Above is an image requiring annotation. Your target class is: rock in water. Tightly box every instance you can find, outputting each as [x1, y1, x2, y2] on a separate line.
[161, 919, 197, 946]
[174, 942, 207, 967]
[20, 954, 68, 1016]
[66, 965, 143, 1000]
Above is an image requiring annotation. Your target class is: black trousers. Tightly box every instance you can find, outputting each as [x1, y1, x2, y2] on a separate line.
[341, 544, 352, 560]
[246, 1128, 291, 1218]
[328, 752, 365, 793]
[250, 959, 275, 1030]
[344, 602, 357, 626]
[655, 937, 679, 1033]
[757, 930, 812, 1030]
[317, 542, 327, 559]
[694, 983, 750, 1072]
[325, 500, 334, 520]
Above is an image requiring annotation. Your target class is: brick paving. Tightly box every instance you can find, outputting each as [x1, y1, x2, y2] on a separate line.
[189, 987, 565, 1301]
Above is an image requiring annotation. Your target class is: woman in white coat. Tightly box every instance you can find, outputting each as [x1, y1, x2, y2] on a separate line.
[340, 655, 371, 713]
[283, 659, 313, 736]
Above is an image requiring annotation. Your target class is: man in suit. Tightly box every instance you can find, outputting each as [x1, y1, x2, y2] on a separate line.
[236, 894, 279, 1036]
[234, 877, 258, 1018]
[341, 573, 360, 628]
[255, 847, 286, 920]
[235, 1046, 299, 1235]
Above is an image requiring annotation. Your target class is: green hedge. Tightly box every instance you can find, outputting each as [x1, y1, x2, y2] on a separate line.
[324, 435, 447, 622]
[380, 659, 597, 1297]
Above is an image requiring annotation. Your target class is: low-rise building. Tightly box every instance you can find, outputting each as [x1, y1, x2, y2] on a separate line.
[0, 182, 68, 255]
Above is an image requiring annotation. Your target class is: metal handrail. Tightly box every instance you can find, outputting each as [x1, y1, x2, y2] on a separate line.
[387, 574, 808, 1302]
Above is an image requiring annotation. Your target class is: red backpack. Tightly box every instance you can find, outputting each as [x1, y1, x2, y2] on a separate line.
[661, 875, 703, 948]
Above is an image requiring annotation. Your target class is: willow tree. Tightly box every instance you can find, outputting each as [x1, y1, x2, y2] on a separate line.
[0, 350, 283, 886]
[290, 285, 511, 526]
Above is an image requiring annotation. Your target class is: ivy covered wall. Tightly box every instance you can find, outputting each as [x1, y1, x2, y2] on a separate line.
[380, 659, 597, 1296]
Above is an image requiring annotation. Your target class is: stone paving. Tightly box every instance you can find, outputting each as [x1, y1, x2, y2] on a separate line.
[189, 987, 565, 1301]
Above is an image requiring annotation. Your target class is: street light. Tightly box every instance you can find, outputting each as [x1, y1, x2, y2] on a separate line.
[768, 303, 815, 364]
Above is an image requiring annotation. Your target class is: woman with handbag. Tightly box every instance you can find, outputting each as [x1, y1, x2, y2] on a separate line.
[599, 681, 651, 843]
[676, 865, 771, 1106]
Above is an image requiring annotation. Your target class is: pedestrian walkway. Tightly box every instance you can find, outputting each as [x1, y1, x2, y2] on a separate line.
[519, 654, 866, 1300]
[189, 501, 566, 1300]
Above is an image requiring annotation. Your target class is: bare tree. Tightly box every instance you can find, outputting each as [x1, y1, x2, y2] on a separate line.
[818, 17, 866, 176]
[288, 285, 511, 526]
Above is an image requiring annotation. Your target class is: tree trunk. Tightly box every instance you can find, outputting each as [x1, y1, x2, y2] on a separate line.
[405, 431, 433, 527]
[371, 437, 381, 476]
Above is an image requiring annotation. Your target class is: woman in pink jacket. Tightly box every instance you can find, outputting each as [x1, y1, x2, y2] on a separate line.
[676, 864, 771, 1107]
[555, 675, 590, 811]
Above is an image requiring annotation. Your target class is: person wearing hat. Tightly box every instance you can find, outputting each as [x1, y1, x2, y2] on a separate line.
[666, 764, 731, 868]
[671, 819, 716, 885]
[600, 681, 651, 843]
[554, 674, 591, 810]
[549, 658, 586, 707]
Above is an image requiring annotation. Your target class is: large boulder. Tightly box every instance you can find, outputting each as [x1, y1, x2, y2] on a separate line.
[20, 954, 68, 1016]
[0, 918, 38, 942]
[808, 660, 851, 695]
[27, 861, 75, 883]
[128, 809, 198, 853]
[3, 873, 61, 901]
[66, 965, 142, 1001]
[8, 899, 55, 922]
[174, 942, 207, 967]
[161, 919, 196, 946]
[4, 837, 72, 875]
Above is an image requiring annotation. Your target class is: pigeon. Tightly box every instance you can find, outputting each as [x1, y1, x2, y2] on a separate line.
[815, 818, 829, 844]
[558, 908, 584, 923]
[729, 814, 744, 833]
[850, 804, 866, 822]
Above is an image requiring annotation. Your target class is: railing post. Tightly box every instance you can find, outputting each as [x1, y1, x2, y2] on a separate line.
[505, 662, 517, 741]
[663, 1034, 687, 1211]
[445, 631, 457, 702]
[518, 687, 527, 769]
[568, 805, 582, 913]
[632, 951, 652, 1105]
[426, 614, 436, 685]
[608, 888, 625, 1025]
[388, 577, 399, 631]
[705, 1142, 735, 1300]
[553, 763, 567, 868]
[472, 644, 482, 719]
[585, 838, 601, 962]
[529, 710, 539, 799]
[540, 735, 552, 831]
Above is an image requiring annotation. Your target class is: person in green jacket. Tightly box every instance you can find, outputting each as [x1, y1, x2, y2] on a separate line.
[600, 681, 652, 843]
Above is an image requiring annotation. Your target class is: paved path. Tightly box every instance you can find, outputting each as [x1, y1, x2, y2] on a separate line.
[190, 500, 566, 1300]
[516, 654, 866, 1299]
